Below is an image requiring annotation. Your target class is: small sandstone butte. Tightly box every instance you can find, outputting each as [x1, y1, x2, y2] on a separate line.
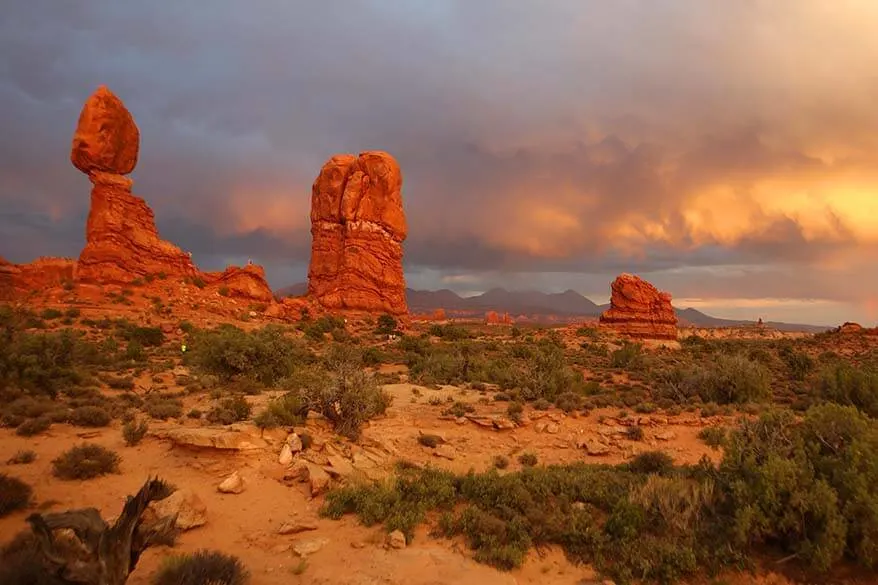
[204, 265, 274, 303]
[485, 310, 513, 325]
[72, 86, 197, 283]
[71, 85, 139, 175]
[308, 151, 407, 314]
[599, 273, 677, 340]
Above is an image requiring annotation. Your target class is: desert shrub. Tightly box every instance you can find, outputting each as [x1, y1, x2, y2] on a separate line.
[697, 426, 727, 450]
[661, 353, 771, 405]
[514, 341, 583, 401]
[375, 314, 398, 335]
[303, 315, 346, 341]
[493, 455, 510, 469]
[52, 443, 120, 480]
[118, 324, 165, 347]
[152, 550, 249, 585]
[253, 392, 305, 429]
[145, 397, 183, 420]
[611, 342, 643, 369]
[70, 405, 112, 428]
[627, 451, 675, 476]
[0, 328, 104, 398]
[0, 474, 32, 517]
[442, 401, 475, 418]
[779, 347, 814, 381]
[812, 362, 878, 417]
[292, 347, 391, 439]
[625, 426, 644, 441]
[122, 419, 149, 446]
[518, 452, 538, 467]
[7, 450, 36, 465]
[206, 395, 252, 425]
[418, 433, 442, 448]
[187, 324, 308, 386]
[554, 391, 582, 413]
[428, 324, 472, 340]
[15, 416, 51, 437]
[40, 308, 63, 320]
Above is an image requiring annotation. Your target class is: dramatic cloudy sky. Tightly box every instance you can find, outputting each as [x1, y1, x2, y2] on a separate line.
[3, 0, 878, 325]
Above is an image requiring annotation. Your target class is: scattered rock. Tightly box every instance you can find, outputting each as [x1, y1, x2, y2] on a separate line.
[288, 433, 304, 453]
[293, 537, 330, 557]
[278, 519, 319, 535]
[655, 431, 677, 441]
[306, 462, 331, 496]
[150, 489, 207, 530]
[278, 443, 294, 466]
[584, 441, 611, 456]
[387, 530, 407, 549]
[217, 471, 245, 494]
[433, 444, 456, 460]
[546, 423, 560, 434]
[151, 425, 269, 451]
[493, 417, 517, 430]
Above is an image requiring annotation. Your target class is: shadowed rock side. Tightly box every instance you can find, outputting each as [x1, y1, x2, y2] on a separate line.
[308, 151, 408, 314]
[599, 273, 678, 340]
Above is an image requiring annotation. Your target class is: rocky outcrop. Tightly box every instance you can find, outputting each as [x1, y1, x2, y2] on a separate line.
[72, 87, 197, 284]
[485, 310, 513, 325]
[0, 257, 75, 300]
[599, 273, 677, 340]
[204, 264, 273, 303]
[307, 151, 407, 314]
[837, 322, 864, 334]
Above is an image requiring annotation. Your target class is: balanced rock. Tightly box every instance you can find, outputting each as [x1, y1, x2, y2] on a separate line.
[71, 85, 139, 175]
[71, 87, 197, 284]
[307, 151, 407, 314]
[599, 274, 677, 340]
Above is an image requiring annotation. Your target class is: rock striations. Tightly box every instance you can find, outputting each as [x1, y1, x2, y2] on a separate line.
[599, 273, 678, 340]
[72, 86, 199, 284]
[307, 151, 408, 314]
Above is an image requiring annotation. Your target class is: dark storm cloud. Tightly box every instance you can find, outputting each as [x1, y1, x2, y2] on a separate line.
[2, 0, 878, 312]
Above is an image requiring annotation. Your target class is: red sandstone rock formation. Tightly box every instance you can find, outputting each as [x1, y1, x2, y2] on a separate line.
[485, 311, 513, 325]
[0, 257, 76, 300]
[72, 87, 197, 284]
[838, 322, 863, 334]
[432, 308, 447, 321]
[307, 151, 407, 314]
[599, 273, 678, 340]
[204, 265, 274, 303]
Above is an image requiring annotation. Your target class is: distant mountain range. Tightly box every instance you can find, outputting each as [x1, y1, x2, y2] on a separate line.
[275, 283, 831, 333]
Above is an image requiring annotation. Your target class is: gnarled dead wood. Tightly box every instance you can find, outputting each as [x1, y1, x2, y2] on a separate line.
[0, 477, 179, 585]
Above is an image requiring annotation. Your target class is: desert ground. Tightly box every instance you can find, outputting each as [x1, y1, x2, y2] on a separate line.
[2, 293, 877, 585]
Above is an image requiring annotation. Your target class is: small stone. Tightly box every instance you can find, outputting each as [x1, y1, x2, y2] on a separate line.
[149, 489, 207, 530]
[278, 443, 294, 466]
[546, 423, 560, 434]
[293, 537, 329, 557]
[534, 421, 549, 433]
[288, 433, 304, 453]
[433, 444, 456, 460]
[278, 519, 319, 535]
[351, 541, 367, 549]
[493, 417, 516, 430]
[306, 463, 331, 496]
[387, 530, 406, 549]
[217, 471, 245, 494]
[655, 431, 677, 441]
[585, 441, 611, 456]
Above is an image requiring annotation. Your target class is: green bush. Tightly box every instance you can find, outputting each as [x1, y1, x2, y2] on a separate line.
[187, 325, 307, 386]
[152, 550, 249, 585]
[375, 314, 398, 335]
[52, 443, 120, 480]
[253, 392, 305, 429]
[611, 342, 643, 369]
[206, 395, 252, 425]
[661, 354, 771, 405]
[6, 450, 36, 465]
[122, 419, 149, 446]
[697, 427, 727, 450]
[812, 362, 878, 417]
[0, 474, 32, 517]
[70, 405, 111, 428]
[145, 397, 183, 420]
[15, 416, 51, 437]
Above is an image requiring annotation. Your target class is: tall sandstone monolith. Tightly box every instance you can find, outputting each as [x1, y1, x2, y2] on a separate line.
[599, 273, 678, 340]
[307, 151, 407, 314]
[72, 86, 197, 283]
